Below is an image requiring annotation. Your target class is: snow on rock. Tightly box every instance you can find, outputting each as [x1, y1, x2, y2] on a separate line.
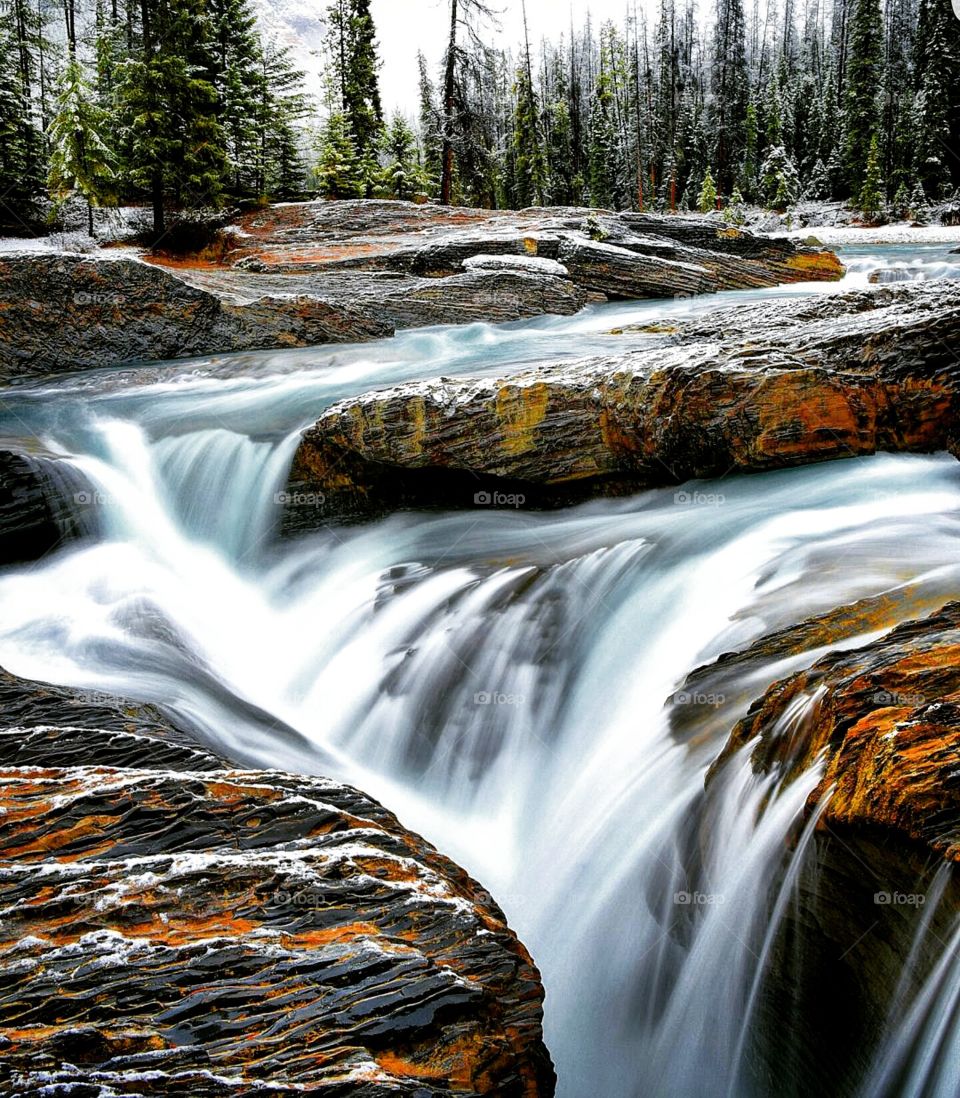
[0, 703, 555, 1096]
[462, 253, 571, 277]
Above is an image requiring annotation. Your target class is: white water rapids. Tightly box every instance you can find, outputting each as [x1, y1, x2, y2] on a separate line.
[2, 245, 960, 1096]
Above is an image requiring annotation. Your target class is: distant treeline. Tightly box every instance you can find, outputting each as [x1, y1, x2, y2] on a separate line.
[0, 0, 958, 239]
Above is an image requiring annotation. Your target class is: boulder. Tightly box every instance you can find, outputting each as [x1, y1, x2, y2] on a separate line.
[663, 588, 960, 1097]
[0, 445, 98, 564]
[462, 254, 570, 278]
[284, 281, 960, 525]
[716, 600, 960, 861]
[555, 237, 717, 299]
[691, 599, 960, 1096]
[0, 672, 555, 1096]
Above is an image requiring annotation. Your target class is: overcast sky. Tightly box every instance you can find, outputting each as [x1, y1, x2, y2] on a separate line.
[370, 0, 644, 113]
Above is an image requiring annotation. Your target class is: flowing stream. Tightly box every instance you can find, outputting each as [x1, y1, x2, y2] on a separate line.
[2, 244, 960, 1096]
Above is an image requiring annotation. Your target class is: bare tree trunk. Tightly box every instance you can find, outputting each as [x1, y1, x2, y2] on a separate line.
[140, 0, 164, 238]
[440, 0, 458, 206]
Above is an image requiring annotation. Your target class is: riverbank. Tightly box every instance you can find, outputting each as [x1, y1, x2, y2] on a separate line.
[0, 200, 841, 382]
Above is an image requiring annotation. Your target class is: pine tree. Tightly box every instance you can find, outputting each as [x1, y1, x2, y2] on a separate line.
[258, 39, 310, 199]
[439, 0, 497, 205]
[118, 0, 227, 237]
[698, 166, 717, 211]
[0, 7, 45, 231]
[843, 0, 883, 194]
[805, 157, 831, 200]
[511, 0, 547, 207]
[417, 51, 442, 185]
[857, 132, 884, 217]
[723, 183, 746, 223]
[908, 179, 930, 222]
[316, 109, 363, 198]
[208, 0, 263, 197]
[739, 100, 758, 199]
[587, 68, 617, 208]
[378, 113, 429, 200]
[327, 0, 384, 169]
[47, 52, 116, 234]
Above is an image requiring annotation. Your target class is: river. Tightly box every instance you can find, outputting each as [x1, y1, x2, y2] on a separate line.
[1, 243, 959, 1096]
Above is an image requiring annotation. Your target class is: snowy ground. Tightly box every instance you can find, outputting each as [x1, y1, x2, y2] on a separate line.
[772, 222, 960, 246]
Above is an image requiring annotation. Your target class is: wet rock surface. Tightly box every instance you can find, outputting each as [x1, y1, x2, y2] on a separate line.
[285, 281, 960, 525]
[0, 444, 98, 564]
[717, 600, 960, 862]
[0, 201, 840, 381]
[688, 596, 960, 1097]
[0, 674, 555, 1096]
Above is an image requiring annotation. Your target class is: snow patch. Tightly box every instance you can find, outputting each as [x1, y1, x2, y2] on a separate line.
[462, 254, 570, 278]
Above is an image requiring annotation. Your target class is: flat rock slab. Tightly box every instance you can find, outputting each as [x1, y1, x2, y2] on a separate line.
[284, 281, 960, 525]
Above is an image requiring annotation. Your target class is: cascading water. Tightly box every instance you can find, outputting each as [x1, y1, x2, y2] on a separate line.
[2, 247, 959, 1096]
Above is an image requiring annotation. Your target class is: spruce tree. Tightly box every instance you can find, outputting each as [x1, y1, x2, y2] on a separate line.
[805, 158, 831, 200]
[723, 184, 746, 224]
[908, 179, 930, 222]
[761, 145, 800, 209]
[316, 110, 363, 198]
[698, 167, 717, 211]
[209, 0, 263, 197]
[709, 0, 748, 194]
[439, 0, 497, 205]
[587, 68, 617, 208]
[416, 51, 442, 185]
[857, 133, 884, 217]
[912, 0, 960, 198]
[47, 52, 116, 234]
[511, 0, 546, 207]
[378, 113, 428, 200]
[328, 0, 383, 170]
[739, 101, 758, 200]
[513, 64, 547, 207]
[843, 0, 883, 194]
[119, 0, 226, 237]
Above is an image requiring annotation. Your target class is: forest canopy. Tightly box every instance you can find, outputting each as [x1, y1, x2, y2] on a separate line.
[0, 0, 957, 236]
